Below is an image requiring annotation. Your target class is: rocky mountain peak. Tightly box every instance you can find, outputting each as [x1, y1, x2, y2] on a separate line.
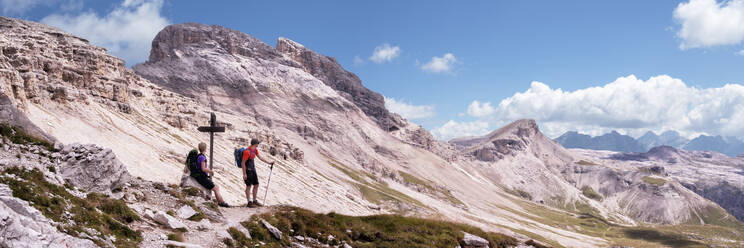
[502, 119, 539, 138]
[146, 23, 287, 64]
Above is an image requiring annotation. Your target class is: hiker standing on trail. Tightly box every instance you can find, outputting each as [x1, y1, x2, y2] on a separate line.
[242, 138, 275, 207]
[192, 142, 230, 207]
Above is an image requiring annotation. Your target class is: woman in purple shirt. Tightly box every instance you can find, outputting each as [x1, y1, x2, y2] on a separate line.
[193, 142, 229, 207]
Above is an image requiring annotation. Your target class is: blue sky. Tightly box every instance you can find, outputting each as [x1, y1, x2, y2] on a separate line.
[4, 0, 744, 140]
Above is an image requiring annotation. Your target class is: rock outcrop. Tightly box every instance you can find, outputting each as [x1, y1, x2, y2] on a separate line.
[0, 184, 96, 248]
[153, 210, 187, 229]
[57, 143, 130, 193]
[461, 231, 489, 248]
[0, 17, 139, 112]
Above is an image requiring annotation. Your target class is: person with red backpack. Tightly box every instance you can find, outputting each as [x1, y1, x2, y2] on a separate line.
[241, 138, 275, 207]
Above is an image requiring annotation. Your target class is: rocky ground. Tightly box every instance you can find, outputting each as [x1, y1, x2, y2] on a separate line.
[0, 130, 542, 248]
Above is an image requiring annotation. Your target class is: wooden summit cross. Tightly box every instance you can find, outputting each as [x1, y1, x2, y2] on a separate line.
[197, 113, 225, 171]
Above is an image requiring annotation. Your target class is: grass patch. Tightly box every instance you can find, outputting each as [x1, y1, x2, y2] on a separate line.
[575, 160, 598, 166]
[182, 187, 203, 197]
[187, 212, 205, 221]
[153, 182, 166, 191]
[242, 206, 519, 248]
[621, 228, 703, 247]
[167, 231, 185, 242]
[0, 167, 141, 247]
[504, 188, 533, 200]
[328, 160, 368, 183]
[399, 171, 464, 206]
[203, 202, 220, 213]
[226, 227, 252, 247]
[504, 196, 744, 248]
[642, 176, 666, 186]
[0, 123, 55, 151]
[581, 186, 603, 201]
[86, 192, 141, 223]
[329, 161, 426, 211]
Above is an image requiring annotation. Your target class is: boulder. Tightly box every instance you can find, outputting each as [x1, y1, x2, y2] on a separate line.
[195, 219, 211, 231]
[0, 184, 96, 248]
[261, 219, 282, 240]
[164, 240, 203, 248]
[180, 173, 211, 200]
[176, 205, 197, 219]
[58, 144, 130, 193]
[153, 211, 186, 229]
[461, 231, 489, 248]
[144, 209, 155, 220]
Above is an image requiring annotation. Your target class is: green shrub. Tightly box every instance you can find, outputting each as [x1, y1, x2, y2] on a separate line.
[167, 232, 185, 242]
[187, 213, 205, 221]
[0, 123, 55, 151]
[642, 176, 666, 186]
[581, 186, 603, 201]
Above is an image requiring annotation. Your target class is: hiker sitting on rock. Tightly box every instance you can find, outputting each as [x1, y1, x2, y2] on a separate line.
[190, 142, 230, 207]
[242, 138, 275, 207]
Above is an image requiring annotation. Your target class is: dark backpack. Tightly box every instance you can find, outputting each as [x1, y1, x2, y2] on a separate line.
[234, 147, 246, 168]
[186, 149, 202, 176]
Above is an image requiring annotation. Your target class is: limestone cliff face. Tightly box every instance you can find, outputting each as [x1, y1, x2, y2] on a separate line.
[275, 38, 403, 131]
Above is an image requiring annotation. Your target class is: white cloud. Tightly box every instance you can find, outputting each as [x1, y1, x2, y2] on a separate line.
[369, 43, 401, 63]
[384, 97, 435, 120]
[674, 0, 744, 49]
[41, 0, 170, 65]
[484, 75, 744, 139]
[421, 53, 457, 73]
[431, 120, 490, 141]
[353, 55, 364, 65]
[467, 100, 494, 117]
[0, 0, 53, 14]
[737, 49, 744, 56]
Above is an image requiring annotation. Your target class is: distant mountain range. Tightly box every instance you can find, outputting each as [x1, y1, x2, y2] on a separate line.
[555, 130, 744, 157]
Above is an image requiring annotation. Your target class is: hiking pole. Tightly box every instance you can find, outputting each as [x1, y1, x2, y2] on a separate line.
[263, 162, 274, 204]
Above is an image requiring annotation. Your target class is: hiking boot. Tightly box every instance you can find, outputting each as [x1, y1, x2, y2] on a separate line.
[253, 200, 263, 207]
[218, 202, 230, 208]
[246, 201, 255, 208]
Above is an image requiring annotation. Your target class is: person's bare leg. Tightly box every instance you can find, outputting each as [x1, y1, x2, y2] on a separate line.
[212, 185, 225, 203]
[245, 187, 251, 203]
[252, 184, 259, 202]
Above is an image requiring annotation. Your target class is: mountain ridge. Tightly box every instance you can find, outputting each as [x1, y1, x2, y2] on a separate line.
[556, 130, 744, 157]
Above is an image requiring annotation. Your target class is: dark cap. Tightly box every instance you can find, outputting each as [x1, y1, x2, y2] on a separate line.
[250, 138, 260, 145]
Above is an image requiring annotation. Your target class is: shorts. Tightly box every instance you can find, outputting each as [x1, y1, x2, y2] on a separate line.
[193, 174, 215, 190]
[244, 169, 259, 186]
